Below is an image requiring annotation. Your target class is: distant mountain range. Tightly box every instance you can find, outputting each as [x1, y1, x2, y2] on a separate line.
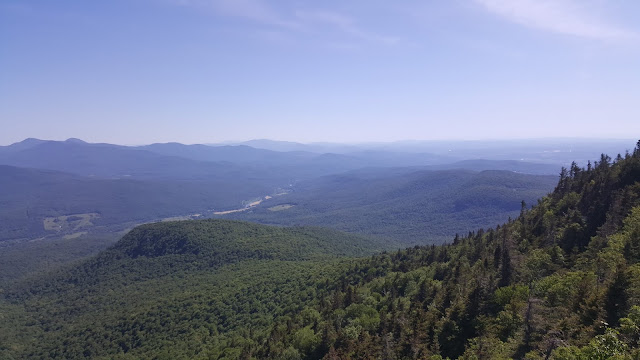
[0, 138, 452, 180]
[224, 138, 636, 165]
[0, 138, 634, 244]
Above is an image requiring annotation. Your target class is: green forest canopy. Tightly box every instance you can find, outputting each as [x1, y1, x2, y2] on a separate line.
[1, 142, 639, 359]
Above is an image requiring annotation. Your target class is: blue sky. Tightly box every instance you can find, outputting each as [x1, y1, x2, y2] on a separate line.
[1, 0, 639, 145]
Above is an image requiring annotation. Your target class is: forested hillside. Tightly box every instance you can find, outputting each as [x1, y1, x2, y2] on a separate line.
[1, 144, 639, 359]
[255, 143, 640, 359]
[227, 169, 557, 244]
[0, 221, 387, 359]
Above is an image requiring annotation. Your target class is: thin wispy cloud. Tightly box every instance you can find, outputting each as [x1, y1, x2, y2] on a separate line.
[172, 0, 400, 46]
[295, 10, 402, 45]
[172, 0, 298, 28]
[474, 0, 637, 41]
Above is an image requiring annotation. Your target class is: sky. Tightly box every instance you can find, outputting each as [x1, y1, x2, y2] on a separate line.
[1, 0, 640, 145]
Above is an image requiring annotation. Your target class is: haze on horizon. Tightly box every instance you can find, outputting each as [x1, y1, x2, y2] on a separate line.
[2, 0, 640, 145]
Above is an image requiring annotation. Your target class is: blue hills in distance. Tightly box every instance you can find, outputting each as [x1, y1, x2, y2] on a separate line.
[0, 137, 635, 244]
